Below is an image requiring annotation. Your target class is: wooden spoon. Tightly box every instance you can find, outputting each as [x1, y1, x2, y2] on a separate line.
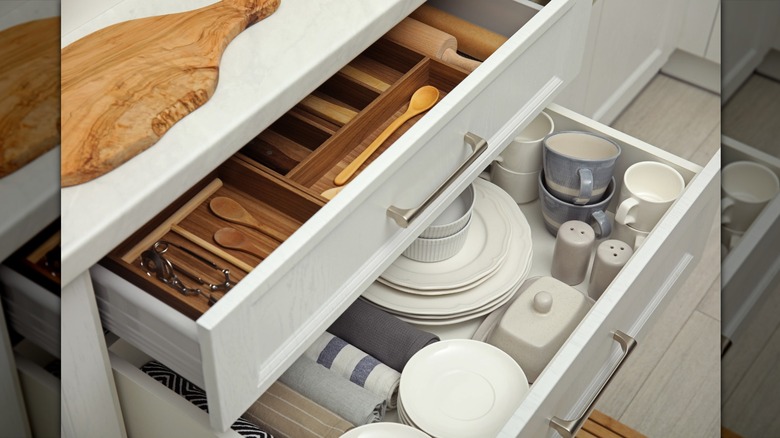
[209, 196, 287, 242]
[213, 227, 264, 259]
[60, 0, 281, 187]
[333, 85, 439, 186]
[321, 187, 342, 200]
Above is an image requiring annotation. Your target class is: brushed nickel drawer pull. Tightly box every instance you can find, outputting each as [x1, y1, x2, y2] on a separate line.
[549, 330, 637, 438]
[387, 132, 488, 228]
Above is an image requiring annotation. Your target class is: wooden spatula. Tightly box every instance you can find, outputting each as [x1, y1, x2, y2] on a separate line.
[60, 0, 281, 187]
[0, 17, 60, 179]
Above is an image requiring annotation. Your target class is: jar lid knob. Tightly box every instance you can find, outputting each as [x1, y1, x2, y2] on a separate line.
[533, 291, 553, 314]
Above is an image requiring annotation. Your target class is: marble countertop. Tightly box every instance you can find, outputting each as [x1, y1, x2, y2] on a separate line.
[60, 0, 424, 286]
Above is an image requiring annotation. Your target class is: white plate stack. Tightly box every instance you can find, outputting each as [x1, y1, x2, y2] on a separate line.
[397, 339, 530, 437]
[362, 178, 533, 325]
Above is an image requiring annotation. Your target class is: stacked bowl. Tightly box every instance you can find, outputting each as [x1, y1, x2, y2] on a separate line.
[490, 111, 554, 204]
[402, 184, 475, 263]
[538, 131, 621, 238]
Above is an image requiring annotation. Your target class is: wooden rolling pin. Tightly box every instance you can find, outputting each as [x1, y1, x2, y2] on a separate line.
[61, 0, 281, 187]
[410, 5, 508, 61]
[385, 18, 481, 72]
[0, 17, 60, 179]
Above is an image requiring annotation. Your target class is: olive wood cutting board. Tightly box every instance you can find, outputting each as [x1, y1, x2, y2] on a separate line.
[60, 0, 281, 187]
[0, 17, 60, 179]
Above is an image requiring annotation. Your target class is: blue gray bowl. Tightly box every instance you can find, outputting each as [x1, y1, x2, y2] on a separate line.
[539, 170, 615, 237]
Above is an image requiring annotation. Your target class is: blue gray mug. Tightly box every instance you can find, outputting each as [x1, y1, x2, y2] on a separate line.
[539, 171, 615, 237]
[542, 131, 621, 205]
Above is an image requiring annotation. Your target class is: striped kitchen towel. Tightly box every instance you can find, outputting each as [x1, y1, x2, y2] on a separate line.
[279, 355, 386, 426]
[141, 361, 273, 438]
[243, 381, 354, 438]
[305, 332, 400, 409]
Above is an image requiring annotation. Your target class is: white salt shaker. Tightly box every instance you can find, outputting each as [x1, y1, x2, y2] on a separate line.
[551, 220, 596, 285]
[588, 239, 633, 300]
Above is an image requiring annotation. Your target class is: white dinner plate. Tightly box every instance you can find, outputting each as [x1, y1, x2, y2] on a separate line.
[371, 258, 531, 323]
[400, 340, 529, 438]
[379, 179, 512, 290]
[362, 182, 532, 316]
[340, 422, 430, 437]
[390, 268, 529, 326]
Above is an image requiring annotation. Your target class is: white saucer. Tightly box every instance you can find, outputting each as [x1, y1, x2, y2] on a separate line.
[399, 340, 529, 438]
[340, 422, 430, 437]
[379, 179, 513, 291]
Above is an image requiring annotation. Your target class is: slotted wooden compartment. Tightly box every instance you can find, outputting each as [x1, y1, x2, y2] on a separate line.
[102, 36, 474, 320]
[104, 157, 325, 319]
[239, 38, 469, 195]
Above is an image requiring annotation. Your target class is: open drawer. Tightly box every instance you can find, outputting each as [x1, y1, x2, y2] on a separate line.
[78, 0, 593, 431]
[721, 135, 780, 343]
[92, 100, 719, 437]
[1, 221, 61, 359]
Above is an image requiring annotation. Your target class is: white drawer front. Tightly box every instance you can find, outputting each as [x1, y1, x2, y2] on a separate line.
[91, 0, 591, 431]
[0, 266, 60, 358]
[721, 135, 780, 339]
[498, 105, 720, 437]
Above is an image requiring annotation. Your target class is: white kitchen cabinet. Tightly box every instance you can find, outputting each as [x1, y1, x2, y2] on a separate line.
[555, 0, 684, 123]
[677, 0, 720, 59]
[60, 0, 719, 436]
[722, 0, 780, 101]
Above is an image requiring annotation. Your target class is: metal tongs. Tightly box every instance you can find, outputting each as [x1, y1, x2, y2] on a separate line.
[140, 241, 235, 305]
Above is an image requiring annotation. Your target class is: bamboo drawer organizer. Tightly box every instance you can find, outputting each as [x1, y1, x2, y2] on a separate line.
[103, 36, 483, 319]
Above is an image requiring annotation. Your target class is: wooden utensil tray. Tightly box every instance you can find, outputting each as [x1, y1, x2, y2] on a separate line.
[238, 38, 469, 194]
[104, 158, 324, 319]
[102, 36, 474, 320]
[4, 219, 61, 294]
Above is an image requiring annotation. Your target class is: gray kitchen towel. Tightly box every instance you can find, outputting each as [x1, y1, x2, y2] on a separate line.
[278, 355, 386, 426]
[327, 298, 440, 372]
[305, 332, 400, 409]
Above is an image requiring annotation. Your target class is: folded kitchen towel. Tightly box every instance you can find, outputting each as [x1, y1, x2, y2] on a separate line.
[327, 298, 440, 372]
[279, 355, 386, 426]
[243, 381, 354, 438]
[140, 361, 273, 438]
[305, 332, 401, 409]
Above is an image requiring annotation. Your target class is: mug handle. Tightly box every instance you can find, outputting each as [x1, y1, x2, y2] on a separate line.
[721, 197, 734, 225]
[575, 168, 593, 205]
[591, 210, 612, 238]
[615, 198, 639, 226]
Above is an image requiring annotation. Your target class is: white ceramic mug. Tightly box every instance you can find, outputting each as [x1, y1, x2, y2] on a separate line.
[495, 111, 553, 173]
[612, 220, 649, 250]
[721, 161, 780, 232]
[490, 161, 539, 204]
[614, 161, 685, 232]
[721, 224, 744, 251]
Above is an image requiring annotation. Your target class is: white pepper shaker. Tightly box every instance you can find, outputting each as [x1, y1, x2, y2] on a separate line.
[551, 220, 596, 285]
[588, 239, 633, 300]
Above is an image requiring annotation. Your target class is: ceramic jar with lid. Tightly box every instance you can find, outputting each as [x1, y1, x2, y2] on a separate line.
[487, 276, 591, 382]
